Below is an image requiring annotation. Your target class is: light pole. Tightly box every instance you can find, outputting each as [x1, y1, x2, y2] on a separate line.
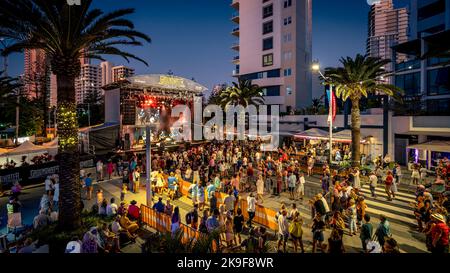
[145, 125, 152, 206]
[312, 61, 334, 165]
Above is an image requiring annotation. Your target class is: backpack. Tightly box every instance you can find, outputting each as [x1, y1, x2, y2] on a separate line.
[186, 211, 193, 225]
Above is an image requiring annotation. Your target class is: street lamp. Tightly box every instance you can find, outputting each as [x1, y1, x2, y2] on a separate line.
[312, 61, 333, 165]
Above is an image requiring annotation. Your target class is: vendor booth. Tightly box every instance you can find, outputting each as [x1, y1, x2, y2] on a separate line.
[407, 140, 450, 170]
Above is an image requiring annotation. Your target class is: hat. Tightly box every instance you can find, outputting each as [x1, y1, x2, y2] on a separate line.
[130, 200, 137, 205]
[431, 213, 446, 223]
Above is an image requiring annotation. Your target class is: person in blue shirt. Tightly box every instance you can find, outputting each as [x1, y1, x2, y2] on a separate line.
[188, 183, 198, 207]
[206, 181, 216, 200]
[84, 173, 93, 200]
[167, 172, 178, 199]
[197, 183, 205, 211]
[152, 197, 165, 213]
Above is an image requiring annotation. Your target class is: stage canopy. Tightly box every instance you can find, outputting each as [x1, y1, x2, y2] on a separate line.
[407, 140, 450, 153]
[103, 74, 208, 97]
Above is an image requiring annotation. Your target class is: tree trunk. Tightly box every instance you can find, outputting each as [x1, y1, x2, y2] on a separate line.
[350, 99, 361, 168]
[56, 73, 81, 230]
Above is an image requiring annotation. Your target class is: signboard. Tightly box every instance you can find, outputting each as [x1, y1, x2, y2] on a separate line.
[0, 156, 95, 187]
[159, 76, 186, 88]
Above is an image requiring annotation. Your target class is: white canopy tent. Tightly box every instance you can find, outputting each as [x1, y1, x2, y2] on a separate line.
[0, 141, 50, 166]
[293, 128, 328, 140]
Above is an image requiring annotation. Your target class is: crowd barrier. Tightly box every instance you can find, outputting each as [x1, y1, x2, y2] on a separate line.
[176, 179, 279, 231]
[140, 204, 219, 251]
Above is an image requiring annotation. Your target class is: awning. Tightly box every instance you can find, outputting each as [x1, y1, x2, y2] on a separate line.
[407, 140, 450, 153]
[333, 129, 353, 143]
[392, 39, 421, 56]
[294, 128, 328, 140]
[400, 131, 450, 137]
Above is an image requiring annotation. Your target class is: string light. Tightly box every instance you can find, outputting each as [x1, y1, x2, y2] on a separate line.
[57, 102, 78, 151]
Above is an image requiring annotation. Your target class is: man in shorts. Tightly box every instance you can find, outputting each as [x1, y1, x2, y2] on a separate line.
[288, 172, 297, 200]
[277, 209, 289, 252]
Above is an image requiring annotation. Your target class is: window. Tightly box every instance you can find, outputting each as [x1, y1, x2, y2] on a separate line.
[418, 0, 445, 21]
[263, 54, 273, 67]
[284, 16, 292, 25]
[283, 33, 292, 43]
[428, 68, 450, 96]
[395, 72, 420, 96]
[284, 68, 292, 76]
[286, 86, 293, 95]
[263, 4, 273, 18]
[263, 37, 273, 51]
[284, 0, 292, 8]
[257, 72, 268, 79]
[283, 51, 292, 61]
[263, 21, 273, 34]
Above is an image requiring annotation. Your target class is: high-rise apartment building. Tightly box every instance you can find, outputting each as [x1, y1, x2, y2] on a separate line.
[112, 65, 135, 82]
[367, 0, 409, 71]
[23, 49, 50, 98]
[231, 0, 312, 112]
[100, 61, 113, 86]
[75, 63, 102, 104]
[391, 0, 450, 115]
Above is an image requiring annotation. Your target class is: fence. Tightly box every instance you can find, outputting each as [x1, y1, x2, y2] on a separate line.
[140, 204, 219, 251]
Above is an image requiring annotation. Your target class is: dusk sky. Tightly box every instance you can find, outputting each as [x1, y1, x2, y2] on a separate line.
[1, 0, 410, 90]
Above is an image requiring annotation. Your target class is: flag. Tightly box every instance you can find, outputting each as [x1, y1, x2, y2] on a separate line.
[326, 86, 337, 123]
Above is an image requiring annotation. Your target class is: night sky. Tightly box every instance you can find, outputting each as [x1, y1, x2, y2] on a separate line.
[1, 0, 410, 90]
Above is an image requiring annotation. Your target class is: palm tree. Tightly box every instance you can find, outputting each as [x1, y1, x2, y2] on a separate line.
[0, 0, 151, 229]
[219, 78, 265, 108]
[324, 54, 403, 167]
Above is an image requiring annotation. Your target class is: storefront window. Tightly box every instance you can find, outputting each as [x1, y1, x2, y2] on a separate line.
[427, 68, 450, 96]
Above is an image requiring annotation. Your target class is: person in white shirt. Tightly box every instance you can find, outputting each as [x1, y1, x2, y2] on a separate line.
[277, 209, 289, 253]
[297, 172, 306, 201]
[246, 193, 256, 228]
[44, 176, 54, 196]
[369, 172, 378, 198]
[107, 198, 118, 216]
[53, 180, 59, 211]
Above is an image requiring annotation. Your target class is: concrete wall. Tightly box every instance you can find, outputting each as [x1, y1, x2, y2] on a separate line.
[104, 88, 121, 124]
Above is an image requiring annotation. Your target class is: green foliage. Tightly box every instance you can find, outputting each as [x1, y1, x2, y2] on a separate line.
[219, 79, 265, 108]
[26, 211, 113, 253]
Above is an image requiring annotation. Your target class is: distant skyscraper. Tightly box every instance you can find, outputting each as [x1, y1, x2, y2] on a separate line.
[112, 65, 135, 82]
[23, 49, 49, 98]
[231, 0, 313, 112]
[100, 61, 113, 86]
[367, 0, 409, 71]
[75, 63, 102, 104]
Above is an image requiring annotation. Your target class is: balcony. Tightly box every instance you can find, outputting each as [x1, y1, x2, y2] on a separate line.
[231, 42, 239, 51]
[231, 27, 240, 37]
[232, 56, 240, 64]
[231, 12, 240, 23]
[231, 0, 239, 9]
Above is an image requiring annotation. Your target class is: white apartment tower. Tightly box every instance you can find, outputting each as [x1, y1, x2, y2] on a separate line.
[75, 63, 102, 104]
[101, 61, 113, 86]
[367, 0, 409, 71]
[231, 0, 313, 112]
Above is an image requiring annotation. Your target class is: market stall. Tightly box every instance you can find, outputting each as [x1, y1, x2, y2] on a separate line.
[407, 140, 450, 170]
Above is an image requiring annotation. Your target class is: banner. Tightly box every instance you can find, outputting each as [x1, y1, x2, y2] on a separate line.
[326, 86, 337, 123]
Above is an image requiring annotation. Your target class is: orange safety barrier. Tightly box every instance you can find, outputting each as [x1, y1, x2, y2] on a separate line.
[240, 199, 278, 230]
[140, 204, 171, 233]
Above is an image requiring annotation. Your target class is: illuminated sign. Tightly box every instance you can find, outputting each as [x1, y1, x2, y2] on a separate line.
[159, 76, 186, 88]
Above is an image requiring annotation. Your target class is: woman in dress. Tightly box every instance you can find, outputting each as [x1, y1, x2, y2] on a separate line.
[256, 174, 265, 203]
[171, 206, 181, 235]
[411, 164, 420, 185]
[353, 168, 361, 189]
